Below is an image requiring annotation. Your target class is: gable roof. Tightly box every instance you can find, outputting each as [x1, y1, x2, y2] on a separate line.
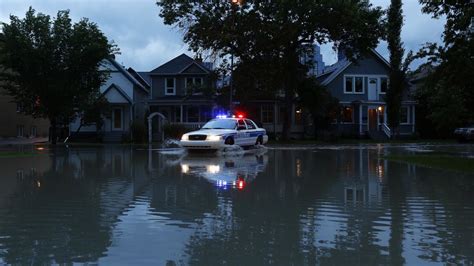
[127, 67, 151, 89]
[317, 49, 390, 86]
[150, 54, 210, 75]
[102, 83, 132, 104]
[105, 58, 148, 93]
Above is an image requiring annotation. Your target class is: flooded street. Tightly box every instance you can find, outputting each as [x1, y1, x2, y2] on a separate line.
[0, 144, 473, 265]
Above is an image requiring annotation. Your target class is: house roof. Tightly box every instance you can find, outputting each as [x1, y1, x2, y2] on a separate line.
[102, 83, 132, 104]
[127, 67, 151, 89]
[106, 58, 148, 93]
[317, 49, 390, 86]
[150, 54, 210, 75]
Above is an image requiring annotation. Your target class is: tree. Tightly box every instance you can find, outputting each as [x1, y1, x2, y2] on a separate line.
[158, 0, 384, 140]
[414, 1, 474, 136]
[385, 0, 407, 138]
[297, 78, 339, 139]
[0, 7, 117, 143]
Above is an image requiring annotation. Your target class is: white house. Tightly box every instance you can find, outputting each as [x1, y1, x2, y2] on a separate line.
[69, 58, 149, 142]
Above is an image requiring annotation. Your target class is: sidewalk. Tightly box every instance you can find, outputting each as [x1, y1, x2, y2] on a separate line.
[0, 137, 49, 145]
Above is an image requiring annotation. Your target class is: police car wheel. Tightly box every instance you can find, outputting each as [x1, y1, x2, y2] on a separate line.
[225, 137, 234, 145]
[255, 136, 263, 145]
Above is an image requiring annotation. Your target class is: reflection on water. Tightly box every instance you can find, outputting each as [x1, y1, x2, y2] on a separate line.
[0, 145, 473, 265]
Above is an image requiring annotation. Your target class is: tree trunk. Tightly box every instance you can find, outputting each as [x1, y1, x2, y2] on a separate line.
[281, 87, 293, 141]
[50, 118, 57, 145]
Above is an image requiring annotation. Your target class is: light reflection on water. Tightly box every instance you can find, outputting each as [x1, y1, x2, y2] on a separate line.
[0, 145, 473, 265]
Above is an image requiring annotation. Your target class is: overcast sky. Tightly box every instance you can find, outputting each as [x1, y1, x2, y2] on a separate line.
[0, 0, 445, 71]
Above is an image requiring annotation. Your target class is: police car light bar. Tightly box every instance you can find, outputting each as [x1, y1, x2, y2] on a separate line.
[216, 114, 227, 119]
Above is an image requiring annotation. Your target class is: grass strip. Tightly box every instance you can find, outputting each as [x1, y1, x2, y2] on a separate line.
[384, 154, 474, 173]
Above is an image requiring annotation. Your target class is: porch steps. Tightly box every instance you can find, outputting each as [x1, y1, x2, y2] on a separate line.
[103, 132, 124, 143]
[368, 130, 389, 141]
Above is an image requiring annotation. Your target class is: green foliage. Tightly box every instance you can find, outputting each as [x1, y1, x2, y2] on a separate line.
[297, 78, 339, 138]
[0, 7, 117, 143]
[385, 0, 406, 135]
[413, 1, 474, 136]
[163, 124, 190, 140]
[158, 0, 384, 139]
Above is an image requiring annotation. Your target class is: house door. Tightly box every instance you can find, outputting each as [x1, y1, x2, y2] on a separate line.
[368, 78, 378, 101]
[368, 109, 377, 131]
[112, 108, 123, 131]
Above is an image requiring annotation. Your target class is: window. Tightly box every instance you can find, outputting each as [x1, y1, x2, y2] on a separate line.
[355, 77, 363, 93]
[237, 119, 246, 130]
[165, 78, 175, 95]
[400, 106, 409, 124]
[17, 125, 24, 137]
[113, 108, 123, 130]
[16, 103, 23, 113]
[380, 77, 388, 94]
[345, 77, 353, 93]
[341, 106, 353, 123]
[30, 126, 37, 137]
[187, 106, 199, 122]
[245, 119, 257, 129]
[261, 105, 274, 123]
[344, 76, 364, 94]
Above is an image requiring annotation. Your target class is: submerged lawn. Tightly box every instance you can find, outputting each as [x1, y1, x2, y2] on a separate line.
[0, 151, 39, 158]
[385, 154, 474, 173]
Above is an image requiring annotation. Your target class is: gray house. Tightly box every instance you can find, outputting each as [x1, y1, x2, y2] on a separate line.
[317, 49, 416, 138]
[138, 54, 216, 129]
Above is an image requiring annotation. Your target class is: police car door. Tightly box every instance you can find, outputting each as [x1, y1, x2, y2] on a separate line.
[244, 119, 258, 144]
[236, 119, 248, 145]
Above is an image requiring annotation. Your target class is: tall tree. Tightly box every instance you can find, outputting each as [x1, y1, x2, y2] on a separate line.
[385, 0, 405, 138]
[158, 0, 383, 140]
[414, 1, 474, 136]
[0, 7, 117, 143]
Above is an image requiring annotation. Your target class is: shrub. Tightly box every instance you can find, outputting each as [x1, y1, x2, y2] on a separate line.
[163, 124, 190, 140]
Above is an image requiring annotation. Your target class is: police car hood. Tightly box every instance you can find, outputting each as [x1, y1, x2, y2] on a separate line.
[187, 129, 236, 135]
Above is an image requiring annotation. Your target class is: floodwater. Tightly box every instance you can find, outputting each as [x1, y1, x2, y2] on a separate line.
[0, 144, 473, 265]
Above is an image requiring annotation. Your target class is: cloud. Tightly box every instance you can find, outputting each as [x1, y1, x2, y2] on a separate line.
[1, 0, 445, 70]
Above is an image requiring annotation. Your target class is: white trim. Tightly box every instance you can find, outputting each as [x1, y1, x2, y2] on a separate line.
[165, 77, 176, 95]
[343, 75, 365, 94]
[400, 106, 410, 125]
[178, 62, 210, 74]
[112, 107, 124, 131]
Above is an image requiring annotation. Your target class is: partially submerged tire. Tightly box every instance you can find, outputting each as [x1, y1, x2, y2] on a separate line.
[225, 137, 234, 145]
[255, 136, 263, 146]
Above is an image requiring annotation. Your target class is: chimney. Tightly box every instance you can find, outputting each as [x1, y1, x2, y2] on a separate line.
[195, 55, 203, 63]
[337, 48, 346, 62]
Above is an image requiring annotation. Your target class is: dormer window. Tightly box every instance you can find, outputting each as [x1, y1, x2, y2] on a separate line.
[165, 78, 176, 95]
[185, 77, 203, 88]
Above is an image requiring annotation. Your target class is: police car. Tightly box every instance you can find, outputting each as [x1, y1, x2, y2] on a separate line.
[180, 115, 268, 150]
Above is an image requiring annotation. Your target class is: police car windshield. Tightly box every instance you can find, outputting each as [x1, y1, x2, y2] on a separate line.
[202, 119, 237, 129]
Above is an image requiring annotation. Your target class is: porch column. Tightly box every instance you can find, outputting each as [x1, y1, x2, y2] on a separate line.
[412, 106, 416, 133]
[359, 105, 362, 134]
[180, 105, 183, 123]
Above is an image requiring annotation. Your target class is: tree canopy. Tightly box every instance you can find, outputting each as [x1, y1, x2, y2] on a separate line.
[0, 7, 117, 143]
[158, 0, 384, 139]
[414, 0, 474, 136]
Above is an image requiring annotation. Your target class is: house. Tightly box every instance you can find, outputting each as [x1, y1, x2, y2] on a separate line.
[69, 58, 149, 142]
[0, 88, 49, 139]
[317, 49, 417, 138]
[138, 54, 216, 131]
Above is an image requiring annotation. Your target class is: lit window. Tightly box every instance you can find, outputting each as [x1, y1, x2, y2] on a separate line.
[295, 107, 303, 125]
[342, 106, 353, 123]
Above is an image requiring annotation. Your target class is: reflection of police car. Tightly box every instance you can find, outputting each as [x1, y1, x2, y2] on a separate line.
[180, 116, 268, 150]
[180, 153, 268, 190]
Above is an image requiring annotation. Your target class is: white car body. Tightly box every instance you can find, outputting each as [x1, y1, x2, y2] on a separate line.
[180, 118, 268, 150]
